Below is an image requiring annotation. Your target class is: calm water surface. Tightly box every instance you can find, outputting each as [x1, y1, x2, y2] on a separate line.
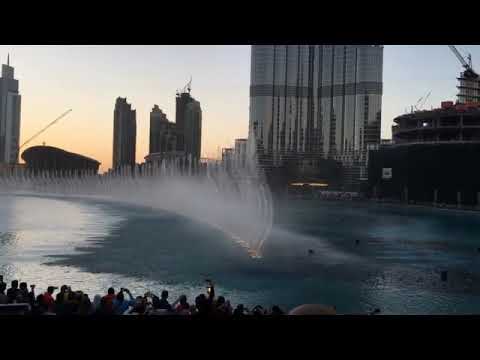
[1, 194, 480, 314]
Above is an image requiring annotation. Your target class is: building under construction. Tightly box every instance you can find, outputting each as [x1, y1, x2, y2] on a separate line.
[366, 46, 480, 206]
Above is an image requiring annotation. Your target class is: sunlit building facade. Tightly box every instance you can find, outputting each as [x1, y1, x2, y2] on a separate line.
[249, 45, 383, 188]
[113, 97, 136, 169]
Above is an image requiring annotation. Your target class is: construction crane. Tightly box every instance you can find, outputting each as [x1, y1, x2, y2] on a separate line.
[19, 109, 72, 150]
[416, 91, 431, 111]
[182, 76, 192, 94]
[448, 45, 478, 79]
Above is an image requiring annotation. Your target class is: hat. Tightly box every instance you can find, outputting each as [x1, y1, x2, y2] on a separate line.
[47, 286, 58, 292]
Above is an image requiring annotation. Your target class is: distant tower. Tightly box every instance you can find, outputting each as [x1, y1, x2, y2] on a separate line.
[0, 54, 21, 164]
[112, 97, 136, 169]
[175, 82, 202, 160]
[149, 104, 176, 155]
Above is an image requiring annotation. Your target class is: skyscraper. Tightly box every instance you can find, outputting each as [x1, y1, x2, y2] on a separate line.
[149, 104, 176, 155]
[0, 55, 21, 165]
[175, 91, 202, 160]
[249, 45, 383, 186]
[112, 97, 136, 169]
[184, 100, 202, 160]
[234, 138, 247, 168]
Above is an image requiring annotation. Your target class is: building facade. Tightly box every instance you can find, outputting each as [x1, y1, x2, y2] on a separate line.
[113, 97, 136, 169]
[184, 99, 202, 160]
[222, 147, 234, 170]
[249, 45, 383, 188]
[22, 145, 100, 175]
[392, 101, 480, 144]
[234, 138, 247, 168]
[0, 56, 21, 165]
[175, 91, 202, 160]
[149, 104, 177, 155]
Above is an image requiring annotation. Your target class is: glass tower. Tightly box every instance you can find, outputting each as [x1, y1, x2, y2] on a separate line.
[249, 45, 383, 186]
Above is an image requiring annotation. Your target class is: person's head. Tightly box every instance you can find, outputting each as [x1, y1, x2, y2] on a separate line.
[83, 294, 91, 304]
[235, 304, 244, 312]
[19, 282, 27, 291]
[60, 285, 68, 293]
[47, 286, 56, 295]
[195, 294, 206, 306]
[161, 290, 168, 300]
[108, 287, 115, 295]
[217, 296, 225, 306]
[116, 291, 124, 302]
[152, 295, 161, 309]
[93, 294, 102, 309]
[179, 295, 187, 305]
[133, 296, 146, 314]
[11, 280, 18, 289]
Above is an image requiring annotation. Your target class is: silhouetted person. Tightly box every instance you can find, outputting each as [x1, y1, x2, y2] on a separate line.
[174, 295, 190, 314]
[101, 287, 116, 314]
[33, 294, 47, 315]
[0, 282, 7, 304]
[75, 294, 92, 316]
[129, 296, 147, 315]
[113, 288, 135, 315]
[233, 304, 246, 317]
[155, 290, 172, 311]
[28, 284, 36, 306]
[55, 285, 69, 315]
[7, 280, 20, 303]
[42, 286, 57, 313]
[18, 282, 33, 304]
[194, 294, 209, 316]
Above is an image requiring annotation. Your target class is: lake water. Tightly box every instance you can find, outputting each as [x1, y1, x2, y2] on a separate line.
[1, 193, 480, 314]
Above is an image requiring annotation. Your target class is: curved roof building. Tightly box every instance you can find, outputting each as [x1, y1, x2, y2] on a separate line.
[21, 146, 100, 174]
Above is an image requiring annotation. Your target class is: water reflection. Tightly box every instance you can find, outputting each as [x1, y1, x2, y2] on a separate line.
[2, 195, 480, 314]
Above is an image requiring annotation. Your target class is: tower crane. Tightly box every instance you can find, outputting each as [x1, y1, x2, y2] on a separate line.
[448, 45, 478, 79]
[417, 91, 431, 111]
[448, 45, 480, 104]
[19, 109, 72, 151]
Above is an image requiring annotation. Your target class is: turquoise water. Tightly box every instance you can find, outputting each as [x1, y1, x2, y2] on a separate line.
[1, 194, 480, 314]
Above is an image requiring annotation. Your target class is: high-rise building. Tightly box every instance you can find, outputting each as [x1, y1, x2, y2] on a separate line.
[234, 138, 247, 168]
[175, 91, 202, 160]
[249, 45, 383, 187]
[112, 97, 136, 169]
[0, 55, 21, 165]
[184, 100, 202, 160]
[149, 104, 176, 155]
[222, 147, 234, 170]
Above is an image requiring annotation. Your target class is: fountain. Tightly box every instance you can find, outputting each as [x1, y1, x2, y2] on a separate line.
[0, 139, 273, 258]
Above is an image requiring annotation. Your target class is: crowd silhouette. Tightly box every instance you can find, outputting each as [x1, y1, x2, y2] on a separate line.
[0, 276, 285, 317]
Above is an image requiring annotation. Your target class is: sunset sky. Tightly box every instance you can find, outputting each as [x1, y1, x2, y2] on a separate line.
[0, 45, 477, 172]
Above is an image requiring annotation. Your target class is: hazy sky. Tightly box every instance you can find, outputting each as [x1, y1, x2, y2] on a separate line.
[0, 45, 477, 172]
